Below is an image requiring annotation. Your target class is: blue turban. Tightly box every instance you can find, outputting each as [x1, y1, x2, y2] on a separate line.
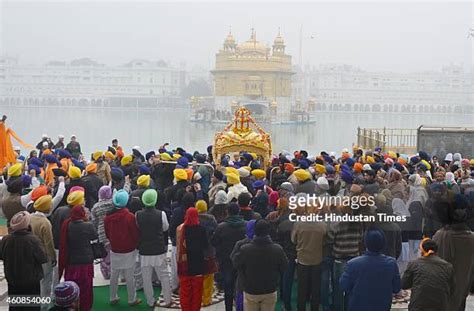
[28, 164, 41, 175]
[250, 161, 261, 170]
[341, 170, 353, 184]
[419, 151, 429, 161]
[341, 171, 354, 184]
[71, 159, 84, 171]
[111, 167, 124, 181]
[58, 149, 72, 159]
[326, 165, 335, 175]
[139, 164, 151, 175]
[252, 180, 265, 190]
[299, 159, 309, 169]
[177, 157, 189, 169]
[30, 157, 44, 167]
[410, 156, 420, 165]
[345, 158, 355, 167]
[183, 153, 193, 162]
[364, 228, 386, 253]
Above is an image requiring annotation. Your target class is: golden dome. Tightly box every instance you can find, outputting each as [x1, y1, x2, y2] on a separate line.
[225, 32, 235, 45]
[237, 29, 269, 56]
[274, 32, 284, 45]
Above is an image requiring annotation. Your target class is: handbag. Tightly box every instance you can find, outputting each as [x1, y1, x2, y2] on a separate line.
[91, 239, 107, 260]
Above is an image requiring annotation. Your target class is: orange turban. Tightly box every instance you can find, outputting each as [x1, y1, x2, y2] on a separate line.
[86, 163, 97, 174]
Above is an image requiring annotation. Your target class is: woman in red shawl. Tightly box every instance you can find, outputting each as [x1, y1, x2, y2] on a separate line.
[176, 208, 209, 311]
[59, 205, 98, 311]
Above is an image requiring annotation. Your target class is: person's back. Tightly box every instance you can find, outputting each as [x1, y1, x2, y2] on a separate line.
[234, 222, 288, 295]
[104, 207, 139, 253]
[340, 228, 401, 311]
[51, 205, 72, 249]
[292, 219, 327, 265]
[402, 238, 454, 311]
[136, 208, 166, 256]
[0, 211, 48, 289]
[433, 223, 474, 310]
[67, 220, 97, 265]
[211, 209, 246, 266]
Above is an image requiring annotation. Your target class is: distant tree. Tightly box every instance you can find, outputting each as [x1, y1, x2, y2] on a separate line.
[181, 78, 212, 98]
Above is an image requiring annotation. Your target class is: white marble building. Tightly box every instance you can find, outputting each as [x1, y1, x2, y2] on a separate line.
[0, 57, 186, 109]
[294, 64, 474, 113]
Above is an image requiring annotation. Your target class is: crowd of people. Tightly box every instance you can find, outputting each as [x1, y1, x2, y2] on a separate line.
[0, 129, 474, 311]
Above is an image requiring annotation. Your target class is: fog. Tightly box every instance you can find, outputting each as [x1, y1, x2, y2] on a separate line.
[2, 0, 473, 71]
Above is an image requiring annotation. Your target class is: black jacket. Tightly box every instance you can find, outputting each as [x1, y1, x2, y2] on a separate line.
[82, 174, 104, 210]
[152, 163, 175, 191]
[128, 187, 148, 214]
[136, 209, 167, 256]
[0, 230, 48, 286]
[211, 215, 246, 267]
[51, 205, 72, 249]
[67, 220, 98, 265]
[275, 213, 297, 260]
[233, 236, 288, 295]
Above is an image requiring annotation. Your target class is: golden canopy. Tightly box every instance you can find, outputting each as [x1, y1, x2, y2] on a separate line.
[213, 107, 272, 169]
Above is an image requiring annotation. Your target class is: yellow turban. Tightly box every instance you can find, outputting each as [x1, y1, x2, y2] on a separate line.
[249, 153, 258, 160]
[470, 159, 474, 165]
[366, 156, 375, 164]
[67, 191, 85, 206]
[388, 151, 397, 160]
[226, 167, 239, 176]
[251, 169, 266, 180]
[315, 164, 326, 175]
[226, 173, 240, 185]
[173, 168, 188, 181]
[68, 166, 81, 179]
[172, 153, 181, 160]
[335, 164, 341, 173]
[196, 200, 208, 213]
[137, 174, 151, 187]
[421, 159, 431, 170]
[33, 194, 53, 213]
[105, 151, 116, 160]
[92, 151, 103, 161]
[160, 152, 172, 161]
[121, 155, 133, 166]
[294, 169, 311, 182]
[8, 163, 22, 177]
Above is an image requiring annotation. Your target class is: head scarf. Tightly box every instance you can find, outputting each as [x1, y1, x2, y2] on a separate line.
[10, 211, 31, 231]
[184, 207, 199, 227]
[215, 190, 228, 205]
[98, 185, 112, 201]
[54, 281, 80, 307]
[59, 205, 87, 280]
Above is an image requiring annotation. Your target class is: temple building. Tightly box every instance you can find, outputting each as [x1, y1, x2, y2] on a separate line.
[190, 29, 312, 123]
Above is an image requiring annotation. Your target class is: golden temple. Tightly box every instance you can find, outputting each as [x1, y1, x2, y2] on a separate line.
[190, 28, 313, 124]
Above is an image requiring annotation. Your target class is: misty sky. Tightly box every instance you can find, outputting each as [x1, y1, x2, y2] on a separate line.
[1, 0, 473, 72]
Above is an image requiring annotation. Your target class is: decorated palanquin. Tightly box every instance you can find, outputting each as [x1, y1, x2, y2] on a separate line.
[213, 107, 272, 169]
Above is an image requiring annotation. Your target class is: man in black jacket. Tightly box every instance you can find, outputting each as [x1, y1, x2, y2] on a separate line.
[211, 203, 246, 311]
[82, 163, 104, 210]
[233, 219, 288, 311]
[0, 211, 48, 308]
[136, 189, 172, 308]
